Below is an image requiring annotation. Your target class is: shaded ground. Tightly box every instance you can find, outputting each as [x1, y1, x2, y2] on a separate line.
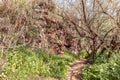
[66, 59, 88, 80]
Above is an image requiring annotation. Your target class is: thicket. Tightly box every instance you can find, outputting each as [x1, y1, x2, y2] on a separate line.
[0, 0, 85, 55]
[0, 0, 120, 59]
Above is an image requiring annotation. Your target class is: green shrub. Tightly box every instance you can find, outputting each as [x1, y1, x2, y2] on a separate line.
[78, 50, 88, 58]
[0, 47, 39, 80]
[94, 50, 109, 64]
[82, 52, 120, 80]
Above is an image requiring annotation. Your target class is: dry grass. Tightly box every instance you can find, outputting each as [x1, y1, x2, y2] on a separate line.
[0, 0, 76, 54]
[0, 0, 50, 51]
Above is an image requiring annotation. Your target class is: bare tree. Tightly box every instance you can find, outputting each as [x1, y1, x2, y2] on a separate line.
[56, 0, 120, 61]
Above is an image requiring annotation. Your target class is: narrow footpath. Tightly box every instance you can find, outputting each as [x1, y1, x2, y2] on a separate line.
[66, 59, 88, 80]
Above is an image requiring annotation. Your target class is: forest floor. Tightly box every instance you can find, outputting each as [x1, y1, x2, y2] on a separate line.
[66, 59, 88, 80]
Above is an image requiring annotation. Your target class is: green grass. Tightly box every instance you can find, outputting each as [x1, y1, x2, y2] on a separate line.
[0, 47, 81, 80]
[81, 51, 120, 80]
[35, 49, 78, 79]
[0, 47, 39, 80]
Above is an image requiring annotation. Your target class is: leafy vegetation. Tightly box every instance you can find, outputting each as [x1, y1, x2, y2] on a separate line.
[0, 47, 81, 80]
[0, 47, 39, 80]
[82, 51, 120, 80]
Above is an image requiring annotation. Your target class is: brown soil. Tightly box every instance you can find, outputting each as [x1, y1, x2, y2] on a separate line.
[66, 59, 88, 80]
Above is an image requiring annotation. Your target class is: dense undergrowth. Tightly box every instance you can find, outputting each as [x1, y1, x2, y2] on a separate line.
[0, 47, 120, 80]
[0, 47, 83, 80]
[82, 51, 120, 80]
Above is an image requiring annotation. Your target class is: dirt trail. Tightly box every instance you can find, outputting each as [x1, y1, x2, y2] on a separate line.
[66, 59, 87, 80]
